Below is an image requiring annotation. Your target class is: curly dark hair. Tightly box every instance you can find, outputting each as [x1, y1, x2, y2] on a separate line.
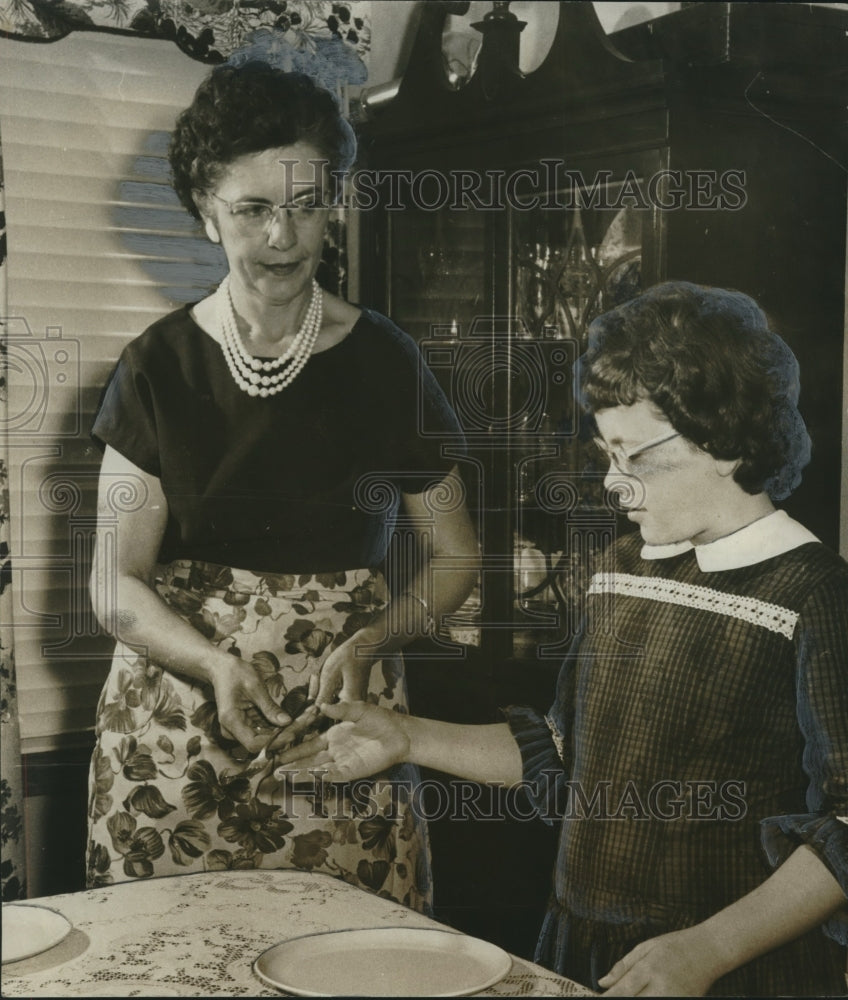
[577, 281, 811, 500]
[168, 61, 357, 219]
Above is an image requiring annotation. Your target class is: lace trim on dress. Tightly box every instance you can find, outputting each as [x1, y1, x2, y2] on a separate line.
[545, 713, 567, 764]
[588, 572, 799, 640]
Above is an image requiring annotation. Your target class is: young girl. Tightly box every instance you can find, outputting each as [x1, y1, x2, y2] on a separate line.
[275, 281, 848, 996]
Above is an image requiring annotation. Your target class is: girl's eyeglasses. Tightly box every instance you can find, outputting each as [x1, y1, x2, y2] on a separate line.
[592, 430, 682, 473]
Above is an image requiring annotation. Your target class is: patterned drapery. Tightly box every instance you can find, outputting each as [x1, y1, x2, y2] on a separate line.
[0, 127, 27, 903]
[0, 1, 370, 82]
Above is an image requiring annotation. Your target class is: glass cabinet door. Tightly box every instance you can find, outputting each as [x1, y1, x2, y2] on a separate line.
[507, 172, 660, 659]
[379, 164, 662, 662]
[386, 207, 487, 349]
[384, 204, 489, 650]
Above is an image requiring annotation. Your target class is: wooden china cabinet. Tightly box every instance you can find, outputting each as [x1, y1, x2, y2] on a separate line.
[355, 0, 847, 954]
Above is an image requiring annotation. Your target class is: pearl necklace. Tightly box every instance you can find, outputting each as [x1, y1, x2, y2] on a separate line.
[217, 275, 322, 398]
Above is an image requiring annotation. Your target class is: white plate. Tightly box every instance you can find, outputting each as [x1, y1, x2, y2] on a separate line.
[254, 925, 513, 997]
[1, 902, 73, 964]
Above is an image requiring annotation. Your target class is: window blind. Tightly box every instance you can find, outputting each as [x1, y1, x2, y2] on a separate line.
[0, 33, 213, 753]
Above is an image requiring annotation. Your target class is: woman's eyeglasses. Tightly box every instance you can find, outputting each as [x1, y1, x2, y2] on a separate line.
[592, 429, 682, 474]
[210, 192, 327, 234]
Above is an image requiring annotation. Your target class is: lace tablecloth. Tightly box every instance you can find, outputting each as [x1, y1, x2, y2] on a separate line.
[1, 870, 593, 996]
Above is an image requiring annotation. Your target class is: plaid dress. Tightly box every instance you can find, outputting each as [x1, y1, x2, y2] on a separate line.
[506, 523, 848, 996]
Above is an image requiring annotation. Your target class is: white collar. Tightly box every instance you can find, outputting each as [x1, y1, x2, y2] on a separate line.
[640, 510, 819, 571]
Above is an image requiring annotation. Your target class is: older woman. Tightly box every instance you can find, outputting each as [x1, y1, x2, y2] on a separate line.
[277, 282, 848, 996]
[86, 62, 478, 908]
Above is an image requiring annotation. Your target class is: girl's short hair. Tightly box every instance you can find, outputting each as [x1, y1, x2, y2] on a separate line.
[578, 281, 811, 500]
[168, 61, 357, 219]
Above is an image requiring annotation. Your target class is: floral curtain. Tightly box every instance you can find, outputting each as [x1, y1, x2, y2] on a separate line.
[0, 128, 27, 902]
[0, 1, 370, 78]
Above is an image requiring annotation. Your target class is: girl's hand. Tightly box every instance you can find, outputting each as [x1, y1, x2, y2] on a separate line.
[271, 701, 410, 782]
[208, 656, 291, 753]
[599, 926, 725, 997]
[269, 631, 377, 749]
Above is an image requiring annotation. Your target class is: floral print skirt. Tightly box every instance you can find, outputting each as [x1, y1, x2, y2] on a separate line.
[86, 561, 432, 913]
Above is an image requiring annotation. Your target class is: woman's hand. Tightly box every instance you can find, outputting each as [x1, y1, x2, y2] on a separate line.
[599, 926, 725, 997]
[270, 630, 377, 749]
[318, 631, 376, 705]
[208, 656, 292, 753]
[92, 450, 292, 757]
[271, 701, 410, 782]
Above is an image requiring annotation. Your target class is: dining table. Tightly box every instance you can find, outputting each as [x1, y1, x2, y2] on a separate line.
[1, 870, 594, 997]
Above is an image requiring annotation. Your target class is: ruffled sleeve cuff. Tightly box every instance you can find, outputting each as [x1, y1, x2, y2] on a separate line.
[502, 704, 568, 824]
[760, 812, 848, 945]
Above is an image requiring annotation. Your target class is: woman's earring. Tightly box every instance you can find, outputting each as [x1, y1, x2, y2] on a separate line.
[204, 218, 221, 244]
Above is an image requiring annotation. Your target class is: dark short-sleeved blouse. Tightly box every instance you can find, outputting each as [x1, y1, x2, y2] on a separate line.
[91, 304, 465, 574]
